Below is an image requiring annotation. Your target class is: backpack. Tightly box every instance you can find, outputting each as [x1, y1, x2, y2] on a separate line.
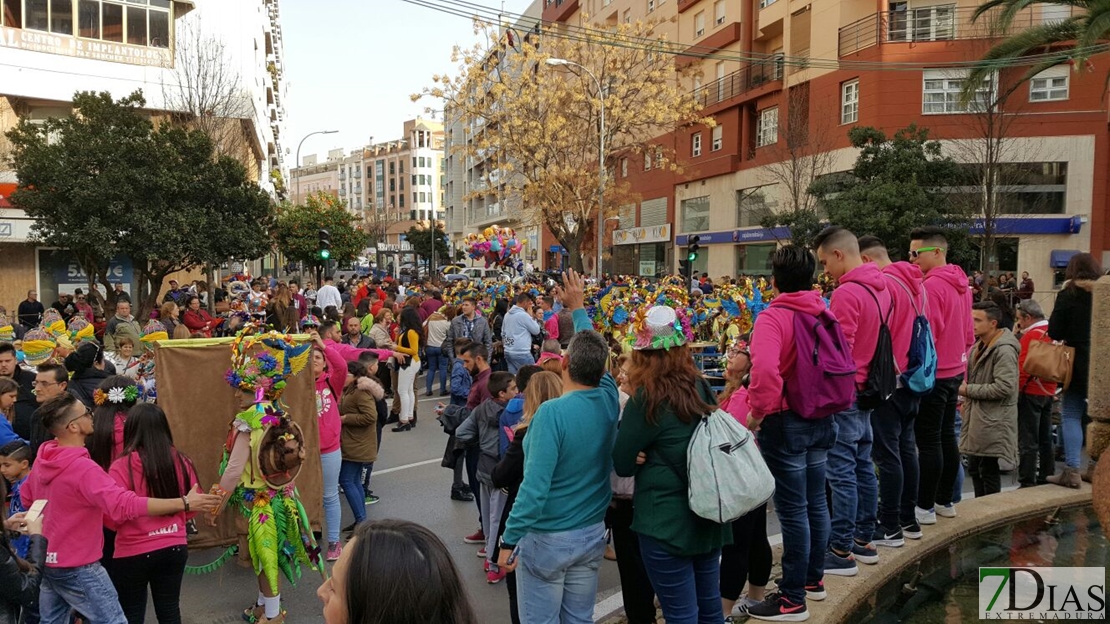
[888, 276, 937, 396]
[853, 285, 897, 411]
[785, 308, 856, 419]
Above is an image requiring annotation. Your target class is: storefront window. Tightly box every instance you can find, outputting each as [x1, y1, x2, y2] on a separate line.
[737, 243, 776, 276]
[681, 196, 710, 232]
[37, 249, 134, 304]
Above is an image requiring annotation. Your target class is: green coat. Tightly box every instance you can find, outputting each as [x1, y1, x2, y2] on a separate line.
[612, 384, 731, 557]
[960, 329, 1020, 462]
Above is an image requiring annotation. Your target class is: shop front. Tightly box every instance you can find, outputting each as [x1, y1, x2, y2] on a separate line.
[612, 224, 672, 277]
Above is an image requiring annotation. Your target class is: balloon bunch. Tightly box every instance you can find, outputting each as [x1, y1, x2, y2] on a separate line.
[465, 225, 526, 268]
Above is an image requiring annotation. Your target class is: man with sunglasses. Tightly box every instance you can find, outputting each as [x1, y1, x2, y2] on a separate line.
[907, 227, 973, 526]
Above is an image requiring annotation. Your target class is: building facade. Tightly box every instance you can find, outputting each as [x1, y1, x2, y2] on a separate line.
[0, 0, 288, 311]
[542, 0, 1107, 300]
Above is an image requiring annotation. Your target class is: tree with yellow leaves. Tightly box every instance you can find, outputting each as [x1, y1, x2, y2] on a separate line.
[416, 18, 710, 273]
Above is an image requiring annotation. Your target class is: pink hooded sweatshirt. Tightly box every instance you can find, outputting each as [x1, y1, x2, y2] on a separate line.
[22, 441, 149, 568]
[922, 263, 974, 379]
[107, 451, 198, 559]
[316, 343, 347, 454]
[749, 290, 828, 419]
[878, 261, 927, 374]
[830, 262, 893, 387]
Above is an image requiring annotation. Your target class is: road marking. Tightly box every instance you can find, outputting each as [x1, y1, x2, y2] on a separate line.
[373, 458, 442, 475]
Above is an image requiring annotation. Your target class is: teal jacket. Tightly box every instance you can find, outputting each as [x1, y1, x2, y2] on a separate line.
[502, 309, 619, 545]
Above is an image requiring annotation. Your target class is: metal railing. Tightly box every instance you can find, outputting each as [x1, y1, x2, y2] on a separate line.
[839, 5, 1077, 56]
[690, 56, 784, 108]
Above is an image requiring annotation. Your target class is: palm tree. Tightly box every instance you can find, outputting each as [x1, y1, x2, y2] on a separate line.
[963, 0, 1108, 99]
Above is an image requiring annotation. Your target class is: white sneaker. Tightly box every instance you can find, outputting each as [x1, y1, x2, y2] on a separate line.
[936, 504, 957, 518]
[915, 506, 937, 525]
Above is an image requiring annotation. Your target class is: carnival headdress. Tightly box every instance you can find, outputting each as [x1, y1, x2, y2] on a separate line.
[0, 313, 13, 343]
[629, 305, 692, 351]
[225, 324, 312, 403]
[22, 327, 57, 367]
[141, 320, 168, 344]
[67, 316, 96, 345]
[41, 308, 66, 338]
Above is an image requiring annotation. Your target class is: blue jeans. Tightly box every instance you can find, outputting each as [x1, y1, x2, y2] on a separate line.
[425, 346, 448, 394]
[339, 460, 372, 524]
[1061, 390, 1086, 469]
[637, 535, 723, 624]
[827, 405, 877, 551]
[41, 563, 127, 624]
[321, 449, 342, 544]
[757, 412, 837, 605]
[870, 389, 920, 532]
[952, 408, 965, 504]
[516, 522, 607, 624]
[505, 351, 535, 375]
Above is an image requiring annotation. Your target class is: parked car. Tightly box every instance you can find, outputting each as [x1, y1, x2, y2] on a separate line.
[443, 267, 507, 282]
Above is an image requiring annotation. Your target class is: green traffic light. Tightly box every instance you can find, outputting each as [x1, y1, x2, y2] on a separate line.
[320, 249, 331, 260]
[687, 251, 698, 262]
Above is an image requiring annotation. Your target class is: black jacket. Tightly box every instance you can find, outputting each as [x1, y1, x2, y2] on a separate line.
[1048, 281, 1093, 394]
[0, 534, 46, 624]
[67, 368, 112, 410]
[491, 425, 528, 553]
[8, 368, 36, 442]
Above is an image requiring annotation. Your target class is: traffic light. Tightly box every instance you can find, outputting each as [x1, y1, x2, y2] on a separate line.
[318, 229, 331, 260]
[679, 259, 691, 281]
[687, 235, 701, 263]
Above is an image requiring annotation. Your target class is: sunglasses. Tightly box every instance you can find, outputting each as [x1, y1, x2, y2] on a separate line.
[67, 406, 93, 427]
[909, 246, 945, 259]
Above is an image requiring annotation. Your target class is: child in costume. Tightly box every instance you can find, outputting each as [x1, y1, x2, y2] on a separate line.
[209, 325, 322, 624]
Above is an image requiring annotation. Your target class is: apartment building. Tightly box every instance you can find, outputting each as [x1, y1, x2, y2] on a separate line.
[290, 149, 343, 204]
[545, 0, 1107, 294]
[0, 0, 289, 309]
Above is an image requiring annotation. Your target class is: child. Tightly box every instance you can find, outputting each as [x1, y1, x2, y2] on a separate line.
[356, 352, 387, 505]
[454, 371, 515, 584]
[449, 338, 473, 407]
[499, 365, 543, 458]
[0, 440, 32, 558]
[0, 378, 18, 422]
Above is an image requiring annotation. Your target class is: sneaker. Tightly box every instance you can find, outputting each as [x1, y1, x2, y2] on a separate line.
[902, 522, 923, 540]
[873, 528, 905, 548]
[824, 550, 858, 576]
[463, 530, 485, 544]
[915, 506, 937, 525]
[730, 596, 763, 618]
[851, 540, 880, 565]
[486, 566, 507, 584]
[342, 522, 357, 534]
[364, 494, 380, 506]
[747, 593, 809, 622]
[476, 547, 488, 558]
[450, 488, 475, 502]
[805, 581, 826, 601]
[936, 504, 957, 518]
[326, 542, 343, 562]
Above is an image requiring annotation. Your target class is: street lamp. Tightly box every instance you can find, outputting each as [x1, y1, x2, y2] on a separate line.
[546, 57, 606, 280]
[295, 130, 339, 202]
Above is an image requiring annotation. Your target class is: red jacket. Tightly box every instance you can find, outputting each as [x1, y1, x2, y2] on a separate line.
[1018, 321, 1057, 397]
[182, 308, 216, 337]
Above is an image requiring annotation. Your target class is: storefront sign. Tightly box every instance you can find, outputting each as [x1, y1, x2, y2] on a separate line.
[0, 26, 172, 68]
[675, 226, 789, 246]
[614, 224, 671, 246]
[39, 249, 133, 298]
[638, 261, 657, 276]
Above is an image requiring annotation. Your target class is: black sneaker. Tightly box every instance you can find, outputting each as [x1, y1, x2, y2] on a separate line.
[824, 550, 858, 577]
[902, 521, 923, 540]
[747, 592, 809, 622]
[805, 580, 826, 601]
[450, 487, 475, 502]
[873, 528, 905, 548]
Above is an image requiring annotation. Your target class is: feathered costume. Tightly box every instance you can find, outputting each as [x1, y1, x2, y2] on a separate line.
[215, 325, 321, 595]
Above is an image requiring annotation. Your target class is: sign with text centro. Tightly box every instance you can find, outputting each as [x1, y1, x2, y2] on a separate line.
[613, 224, 672, 246]
[0, 26, 172, 67]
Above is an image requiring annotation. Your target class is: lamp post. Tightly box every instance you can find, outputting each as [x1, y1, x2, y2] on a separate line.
[295, 130, 338, 202]
[546, 58, 606, 280]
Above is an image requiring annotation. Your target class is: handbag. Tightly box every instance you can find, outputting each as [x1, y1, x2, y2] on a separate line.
[1023, 339, 1075, 389]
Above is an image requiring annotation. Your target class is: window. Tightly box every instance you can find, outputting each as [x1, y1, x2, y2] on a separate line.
[692, 132, 702, 157]
[694, 11, 705, 37]
[412, 157, 417, 168]
[623, 8, 630, 22]
[1030, 67, 1069, 101]
[922, 69, 994, 114]
[50, 0, 71, 35]
[411, 174, 416, 185]
[389, 179, 395, 192]
[737, 187, 777, 227]
[621, 158, 628, 177]
[413, 192, 418, 205]
[399, 161, 404, 173]
[644, 149, 652, 170]
[655, 146, 664, 168]
[711, 125, 723, 151]
[681, 196, 711, 232]
[736, 244, 777, 276]
[419, 192, 427, 203]
[756, 107, 778, 147]
[399, 195, 405, 208]
[2, 0, 21, 28]
[714, 0, 725, 25]
[647, 0, 654, 12]
[389, 161, 395, 174]
[759, 0, 776, 8]
[399, 177, 405, 190]
[950, 162, 1068, 215]
[841, 79, 859, 124]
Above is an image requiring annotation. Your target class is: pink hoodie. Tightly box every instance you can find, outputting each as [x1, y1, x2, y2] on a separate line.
[749, 290, 828, 419]
[316, 343, 348, 454]
[878, 262, 926, 373]
[830, 263, 893, 386]
[923, 264, 974, 379]
[107, 451, 198, 558]
[721, 386, 751, 428]
[21, 441, 149, 568]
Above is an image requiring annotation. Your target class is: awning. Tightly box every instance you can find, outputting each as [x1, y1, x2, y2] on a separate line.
[1049, 249, 1081, 269]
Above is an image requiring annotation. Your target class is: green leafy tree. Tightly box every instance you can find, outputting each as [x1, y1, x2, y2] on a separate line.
[404, 224, 450, 272]
[6, 90, 274, 319]
[274, 192, 364, 270]
[809, 125, 972, 263]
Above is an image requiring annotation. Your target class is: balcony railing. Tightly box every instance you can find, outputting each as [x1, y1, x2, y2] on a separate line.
[839, 5, 1078, 56]
[690, 56, 784, 108]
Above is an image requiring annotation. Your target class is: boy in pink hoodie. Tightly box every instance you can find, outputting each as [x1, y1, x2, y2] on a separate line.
[909, 227, 973, 525]
[859, 236, 928, 547]
[814, 226, 890, 577]
[746, 246, 838, 622]
[21, 393, 219, 624]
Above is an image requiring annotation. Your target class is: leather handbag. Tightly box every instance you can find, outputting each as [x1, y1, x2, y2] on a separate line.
[1023, 339, 1075, 389]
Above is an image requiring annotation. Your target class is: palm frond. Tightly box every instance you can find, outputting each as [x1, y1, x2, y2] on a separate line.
[1077, 4, 1110, 52]
[962, 20, 1082, 101]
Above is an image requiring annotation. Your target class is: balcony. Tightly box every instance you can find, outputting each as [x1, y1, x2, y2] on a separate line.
[542, 0, 579, 23]
[690, 57, 784, 109]
[839, 5, 1077, 56]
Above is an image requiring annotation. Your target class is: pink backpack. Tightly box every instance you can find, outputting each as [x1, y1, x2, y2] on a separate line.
[784, 309, 856, 419]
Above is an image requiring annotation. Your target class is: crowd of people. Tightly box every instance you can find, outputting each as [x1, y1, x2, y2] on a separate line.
[0, 224, 1103, 624]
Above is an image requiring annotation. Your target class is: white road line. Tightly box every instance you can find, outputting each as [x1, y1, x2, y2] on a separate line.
[373, 458, 442, 475]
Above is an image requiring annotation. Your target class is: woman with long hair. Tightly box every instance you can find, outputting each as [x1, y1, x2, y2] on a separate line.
[311, 332, 349, 562]
[491, 371, 562, 624]
[612, 306, 729, 624]
[158, 302, 187, 340]
[106, 403, 199, 624]
[181, 295, 217, 338]
[368, 308, 396, 410]
[89, 375, 140, 472]
[1047, 252, 1102, 487]
[0, 378, 18, 423]
[390, 307, 423, 432]
[317, 519, 478, 624]
[266, 285, 299, 333]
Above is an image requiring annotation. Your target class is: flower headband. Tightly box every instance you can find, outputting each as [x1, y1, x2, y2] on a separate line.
[93, 385, 140, 406]
[225, 324, 312, 403]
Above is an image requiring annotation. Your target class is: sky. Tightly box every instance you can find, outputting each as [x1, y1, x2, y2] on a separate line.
[281, 0, 535, 166]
